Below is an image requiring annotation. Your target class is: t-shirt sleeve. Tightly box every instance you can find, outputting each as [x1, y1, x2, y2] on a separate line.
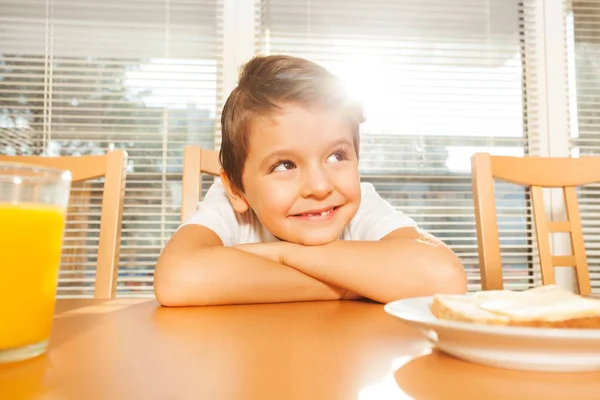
[347, 182, 418, 241]
[178, 180, 239, 247]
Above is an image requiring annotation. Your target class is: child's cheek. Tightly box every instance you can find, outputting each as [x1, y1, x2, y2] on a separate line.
[264, 183, 295, 215]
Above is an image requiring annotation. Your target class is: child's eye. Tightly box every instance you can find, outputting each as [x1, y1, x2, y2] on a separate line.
[271, 161, 296, 172]
[326, 149, 349, 163]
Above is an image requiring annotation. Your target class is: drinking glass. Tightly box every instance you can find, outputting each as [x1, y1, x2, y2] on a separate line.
[0, 162, 71, 363]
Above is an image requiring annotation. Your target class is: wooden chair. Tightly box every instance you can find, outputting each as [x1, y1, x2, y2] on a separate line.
[0, 151, 127, 299]
[181, 146, 221, 223]
[471, 152, 600, 294]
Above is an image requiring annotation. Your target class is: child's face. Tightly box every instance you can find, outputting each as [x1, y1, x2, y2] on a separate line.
[236, 104, 361, 246]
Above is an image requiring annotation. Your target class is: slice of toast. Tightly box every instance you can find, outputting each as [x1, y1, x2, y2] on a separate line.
[431, 285, 600, 329]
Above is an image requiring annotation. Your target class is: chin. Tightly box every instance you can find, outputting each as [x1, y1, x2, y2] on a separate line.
[292, 234, 340, 246]
[271, 222, 347, 246]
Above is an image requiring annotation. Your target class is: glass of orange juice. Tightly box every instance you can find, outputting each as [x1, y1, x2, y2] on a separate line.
[0, 162, 71, 363]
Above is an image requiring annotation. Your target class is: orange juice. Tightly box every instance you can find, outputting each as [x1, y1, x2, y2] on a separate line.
[0, 203, 66, 350]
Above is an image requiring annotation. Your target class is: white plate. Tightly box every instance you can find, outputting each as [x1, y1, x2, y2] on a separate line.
[384, 296, 600, 372]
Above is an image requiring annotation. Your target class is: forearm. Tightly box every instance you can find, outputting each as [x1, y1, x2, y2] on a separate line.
[154, 246, 344, 306]
[281, 233, 467, 303]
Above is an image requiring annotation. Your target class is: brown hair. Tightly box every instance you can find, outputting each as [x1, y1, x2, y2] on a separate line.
[219, 54, 365, 192]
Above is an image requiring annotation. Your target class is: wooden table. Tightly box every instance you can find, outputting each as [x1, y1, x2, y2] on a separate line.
[1, 299, 600, 400]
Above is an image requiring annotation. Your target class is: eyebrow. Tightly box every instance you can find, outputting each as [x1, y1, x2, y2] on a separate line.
[259, 138, 355, 169]
[259, 149, 294, 171]
[326, 138, 355, 150]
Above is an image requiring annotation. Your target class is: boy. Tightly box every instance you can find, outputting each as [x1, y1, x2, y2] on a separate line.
[154, 55, 466, 306]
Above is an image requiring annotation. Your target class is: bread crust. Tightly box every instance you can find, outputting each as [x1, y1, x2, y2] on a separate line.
[431, 295, 600, 329]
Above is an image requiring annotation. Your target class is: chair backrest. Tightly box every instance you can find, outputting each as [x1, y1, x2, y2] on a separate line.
[181, 146, 221, 223]
[0, 151, 127, 299]
[471, 152, 600, 295]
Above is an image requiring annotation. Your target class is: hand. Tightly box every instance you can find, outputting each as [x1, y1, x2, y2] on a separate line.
[234, 241, 298, 264]
[235, 241, 352, 300]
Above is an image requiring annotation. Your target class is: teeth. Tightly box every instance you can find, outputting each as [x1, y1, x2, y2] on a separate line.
[320, 208, 334, 216]
[299, 208, 334, 217]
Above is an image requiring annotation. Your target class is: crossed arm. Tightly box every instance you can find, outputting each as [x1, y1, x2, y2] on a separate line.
[154, 225, 467, 306]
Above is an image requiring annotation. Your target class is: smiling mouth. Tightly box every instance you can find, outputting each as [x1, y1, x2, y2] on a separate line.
[292, 206, 340, 218]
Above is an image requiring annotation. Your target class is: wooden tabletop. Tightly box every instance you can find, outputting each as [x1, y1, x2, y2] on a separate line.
[2, 299, 600, 400]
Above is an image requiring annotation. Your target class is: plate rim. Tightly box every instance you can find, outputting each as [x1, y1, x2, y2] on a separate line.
[384, 296, 600, 339]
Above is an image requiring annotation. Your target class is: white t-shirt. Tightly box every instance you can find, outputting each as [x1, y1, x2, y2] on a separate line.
[181, 180, 417, 246]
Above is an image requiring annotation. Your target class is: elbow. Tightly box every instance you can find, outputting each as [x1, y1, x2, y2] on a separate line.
[155, 289, 180, 307]
[154, 256, 200, 307]
[427, 250, 467, 296]
[379, 248, 467, 304]
[154, 280, 184, 307]
[154, 253, 221, 307]
[154, 261, 185, 307]
[419, 236, 468, 296]
[154, 272, 208, 307]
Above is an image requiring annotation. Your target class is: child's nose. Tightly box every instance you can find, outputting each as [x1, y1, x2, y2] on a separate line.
[301, 166, 333, 199]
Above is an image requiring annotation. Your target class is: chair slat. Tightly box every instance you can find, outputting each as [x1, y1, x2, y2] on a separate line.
[471, 153, 504, 290]
[564, 186, 592, 295]
[551, 255, 576, 267]
[181, 146, 221, 223]
[0, 154, 109, 182]
[531, 186, 556, 285]
[491, 156, 600, 187]
[547, 222, 571, 233]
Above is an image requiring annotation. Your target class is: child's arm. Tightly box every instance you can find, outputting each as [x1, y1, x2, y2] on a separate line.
[238, 227, 467, 304]
[154, 225, 345, 306]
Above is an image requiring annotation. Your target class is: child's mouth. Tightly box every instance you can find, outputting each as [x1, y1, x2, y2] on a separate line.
[292, 206, 340, 219]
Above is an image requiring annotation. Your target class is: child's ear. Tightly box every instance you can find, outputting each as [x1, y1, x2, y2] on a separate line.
[220, 170, 249, 213]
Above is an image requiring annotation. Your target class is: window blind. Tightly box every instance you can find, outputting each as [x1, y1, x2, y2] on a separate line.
[0, 0, 223, 297]
[567, 0, 600, 292]
[256, 0, 542, 291]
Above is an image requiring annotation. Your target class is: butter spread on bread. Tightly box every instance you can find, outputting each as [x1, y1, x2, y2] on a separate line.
[431, 285, 600, 328]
